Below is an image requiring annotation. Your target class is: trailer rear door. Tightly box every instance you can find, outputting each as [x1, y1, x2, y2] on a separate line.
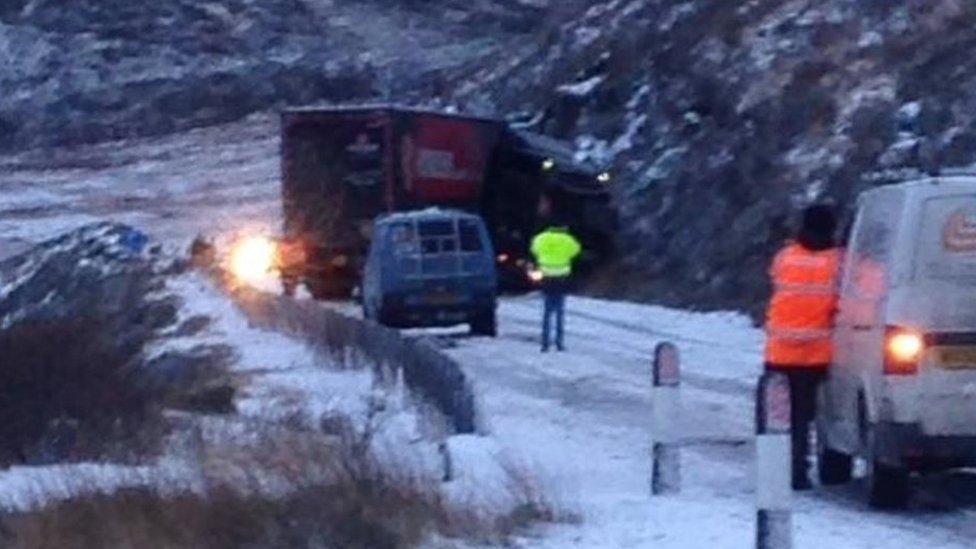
[401, 115, 501, 205]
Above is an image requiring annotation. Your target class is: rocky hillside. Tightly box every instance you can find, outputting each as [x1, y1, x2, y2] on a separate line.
[5, 0, 976, 315]
[448, 0, 976, 315]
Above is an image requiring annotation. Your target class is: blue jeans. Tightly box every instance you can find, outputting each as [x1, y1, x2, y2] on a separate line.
[541, 279, 568, 350]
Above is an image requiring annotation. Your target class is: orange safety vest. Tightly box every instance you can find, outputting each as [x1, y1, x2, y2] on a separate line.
[764, 242, 841, 367]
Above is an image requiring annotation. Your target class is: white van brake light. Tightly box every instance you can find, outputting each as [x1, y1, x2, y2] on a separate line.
[884, 326, 924, 375]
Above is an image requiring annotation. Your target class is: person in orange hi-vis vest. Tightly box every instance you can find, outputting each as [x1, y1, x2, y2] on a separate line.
[764, 203, 841, 490]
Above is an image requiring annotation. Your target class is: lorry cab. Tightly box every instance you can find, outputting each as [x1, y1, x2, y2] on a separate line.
[819, 174, 976, 507]
[362, 208, 498, 336]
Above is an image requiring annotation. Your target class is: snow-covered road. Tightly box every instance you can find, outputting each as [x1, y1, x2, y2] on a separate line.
[436, 295, 976, 548]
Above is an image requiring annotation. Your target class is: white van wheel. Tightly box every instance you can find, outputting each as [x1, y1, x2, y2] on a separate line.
[816, 387, 852, 485]
[860, 399, 910, 509]
[864, 433, 910, 509]
[817, 425, 852, 485]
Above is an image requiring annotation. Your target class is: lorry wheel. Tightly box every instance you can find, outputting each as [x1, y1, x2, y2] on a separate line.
[282, 278, 297, 298]
[305, 280, 329, 300]
[305, 279, 351, 300]
[470, 310, 497, 337]
[860, 401, 910, 509]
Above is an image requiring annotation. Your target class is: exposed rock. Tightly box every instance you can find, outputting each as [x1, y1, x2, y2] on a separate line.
[450, 0, 976, 314]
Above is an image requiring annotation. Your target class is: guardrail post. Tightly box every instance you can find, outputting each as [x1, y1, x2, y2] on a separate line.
[651, 341, 682, 495]
[756, 372, 793, 549]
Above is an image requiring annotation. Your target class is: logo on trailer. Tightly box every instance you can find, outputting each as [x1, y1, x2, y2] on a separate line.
[417, 148, 471, 181]
[943, 209, 976, 252]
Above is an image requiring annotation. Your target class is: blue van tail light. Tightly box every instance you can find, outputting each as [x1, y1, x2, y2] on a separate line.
[884, 326, 924, 376]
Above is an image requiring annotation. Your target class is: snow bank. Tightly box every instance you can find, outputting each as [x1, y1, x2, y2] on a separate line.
[0, 459, 200, 513]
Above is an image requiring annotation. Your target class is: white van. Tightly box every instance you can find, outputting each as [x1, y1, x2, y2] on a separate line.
[818, 174, 976, 508]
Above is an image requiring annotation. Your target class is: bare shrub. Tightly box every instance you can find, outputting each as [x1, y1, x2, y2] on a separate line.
[435, 457, 580, 544]
[0, 316, 163, 466]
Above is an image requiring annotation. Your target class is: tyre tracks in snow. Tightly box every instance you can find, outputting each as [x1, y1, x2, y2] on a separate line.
[436, 295, 976, 545]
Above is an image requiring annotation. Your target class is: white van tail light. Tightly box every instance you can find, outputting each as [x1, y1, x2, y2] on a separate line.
[884, 326, 924, 375]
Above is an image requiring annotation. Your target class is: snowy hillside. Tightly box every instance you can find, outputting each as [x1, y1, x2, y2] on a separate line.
[0, 0, 564, 149]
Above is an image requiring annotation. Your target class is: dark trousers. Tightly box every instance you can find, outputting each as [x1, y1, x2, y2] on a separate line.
[765, 365, 827, 486]
[541, 277, 569, 351]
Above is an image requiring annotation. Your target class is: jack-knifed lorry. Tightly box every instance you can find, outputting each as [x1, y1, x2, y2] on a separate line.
[280, 105, 615, 299]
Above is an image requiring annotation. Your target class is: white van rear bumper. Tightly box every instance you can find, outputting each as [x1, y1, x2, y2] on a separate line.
[873, 422, 976, 470]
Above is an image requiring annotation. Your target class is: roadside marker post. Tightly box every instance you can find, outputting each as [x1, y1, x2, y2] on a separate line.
[651, 341, 682, 495]
[756, 372, 793, 549]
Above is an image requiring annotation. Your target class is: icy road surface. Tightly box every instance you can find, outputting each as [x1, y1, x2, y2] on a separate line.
[2, 118, 976, 546]
[434, 296, 976, 548]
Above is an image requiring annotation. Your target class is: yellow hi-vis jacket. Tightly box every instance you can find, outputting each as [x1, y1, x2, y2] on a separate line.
[531, 227, 582, 278]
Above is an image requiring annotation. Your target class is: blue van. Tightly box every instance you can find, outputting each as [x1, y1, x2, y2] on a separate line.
[362, 208, 498, 336]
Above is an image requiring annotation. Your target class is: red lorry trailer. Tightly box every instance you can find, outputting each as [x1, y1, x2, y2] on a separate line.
[280, 105, 613, 299]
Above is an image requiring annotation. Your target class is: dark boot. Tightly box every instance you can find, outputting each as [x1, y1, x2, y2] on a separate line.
[792, 469, 812, 491]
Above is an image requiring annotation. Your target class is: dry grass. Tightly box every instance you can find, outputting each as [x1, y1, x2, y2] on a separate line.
[0, 422, 573, 548]
[0, 312, 238, 467]
[0, 278, 568, 547]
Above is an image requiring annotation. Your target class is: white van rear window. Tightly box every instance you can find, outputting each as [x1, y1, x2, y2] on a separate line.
[915, 195, 976, 280]
[842, 190, 902, 295]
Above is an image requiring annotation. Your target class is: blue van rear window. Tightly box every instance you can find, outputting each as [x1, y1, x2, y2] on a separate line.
[419, 220, 454, 237]
[459, 219, 483, 251]
[387, 216, 487, 277]
[389, 223, 419, 255]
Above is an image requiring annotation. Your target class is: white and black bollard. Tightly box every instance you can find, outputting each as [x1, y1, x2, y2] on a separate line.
[756, 372, 793, 549]
[651, 341, 682, 495]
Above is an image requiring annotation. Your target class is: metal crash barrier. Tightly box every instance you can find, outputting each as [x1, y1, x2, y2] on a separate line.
[226, 282, 478, 435]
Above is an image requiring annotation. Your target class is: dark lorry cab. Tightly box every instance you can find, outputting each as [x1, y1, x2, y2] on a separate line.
[363, 208, 498, 336]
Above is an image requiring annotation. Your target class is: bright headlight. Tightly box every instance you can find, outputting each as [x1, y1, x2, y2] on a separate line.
[230, 236, 277, 284]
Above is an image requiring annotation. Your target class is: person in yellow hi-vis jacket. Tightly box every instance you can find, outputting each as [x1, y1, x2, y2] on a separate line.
[531, 224, 582, 352]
